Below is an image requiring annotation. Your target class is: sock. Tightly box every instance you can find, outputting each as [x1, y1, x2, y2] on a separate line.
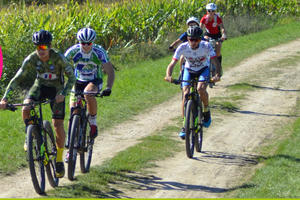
[88, 114, 97, 126]
[56, 147, 64, 162]
[203, 106, 210, 113]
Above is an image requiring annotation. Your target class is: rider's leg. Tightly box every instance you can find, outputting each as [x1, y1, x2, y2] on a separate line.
[53, 118, 66, 178]
[198, 68, 212, 128]
[84, 82, 99, 138]
[22, 98, 33, 151]
[216, 42, 222, 65]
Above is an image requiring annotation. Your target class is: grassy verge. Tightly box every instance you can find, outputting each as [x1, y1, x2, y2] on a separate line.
[1, 20, 300, 176]
[227, 96, 300, 198]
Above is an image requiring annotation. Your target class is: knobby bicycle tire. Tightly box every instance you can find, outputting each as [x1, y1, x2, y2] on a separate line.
[27, 125, 45, 194]
[185, 100, 196, 158]
[195, 101, 203, 152]
[80, 114, 93, 173]
[68, 115, 80, 180]
[43, 120, 59, 187]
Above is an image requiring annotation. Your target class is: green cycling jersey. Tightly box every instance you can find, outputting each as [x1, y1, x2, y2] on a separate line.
[3, 49, 76, 100]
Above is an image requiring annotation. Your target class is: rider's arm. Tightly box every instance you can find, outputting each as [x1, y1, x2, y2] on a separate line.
[219, 23, 227, 40]
[211, 57, 222, 78]
[102, 61, 115, 89]
[59, 54, 76, 96]
[2, 57, 35, 100]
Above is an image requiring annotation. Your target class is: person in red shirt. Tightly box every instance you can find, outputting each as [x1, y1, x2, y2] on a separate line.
[200, 3, 227, 65]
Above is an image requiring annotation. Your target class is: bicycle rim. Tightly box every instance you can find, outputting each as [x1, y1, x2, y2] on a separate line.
[185, 100, 195, 158]
[27, 125, 45, 194]
[80, 116, 93, 173]
[68, 115, 80, 180]
[43, 120, 59, 187]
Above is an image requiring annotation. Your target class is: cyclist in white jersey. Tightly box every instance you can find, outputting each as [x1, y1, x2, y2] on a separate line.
[165, 26, 222, 139]
[64, 28, 115, 140]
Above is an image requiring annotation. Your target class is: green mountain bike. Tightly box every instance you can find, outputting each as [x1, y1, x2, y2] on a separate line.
[6, 100, 58, 194]
[171, 78, 206, 158]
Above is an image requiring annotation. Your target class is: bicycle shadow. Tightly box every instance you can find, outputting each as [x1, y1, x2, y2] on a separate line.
[211, 104, 300, 118]
[226, 82, 300, 92]
[193, 151, 264, 166]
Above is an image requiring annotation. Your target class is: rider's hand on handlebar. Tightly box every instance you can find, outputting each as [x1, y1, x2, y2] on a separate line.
[101, 88, 112, 96]
[164, 76, 172, 83]
[211, 74, 221, 83]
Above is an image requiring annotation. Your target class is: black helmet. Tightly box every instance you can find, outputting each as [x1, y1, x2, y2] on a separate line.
[32, 29, 52, 45]
[187, 26, 203, 39]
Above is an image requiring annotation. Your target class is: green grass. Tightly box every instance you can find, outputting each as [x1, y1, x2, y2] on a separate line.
[47, 124, 181, 198]
[1, 20, 300, 178]
[229, 98, 300, 198]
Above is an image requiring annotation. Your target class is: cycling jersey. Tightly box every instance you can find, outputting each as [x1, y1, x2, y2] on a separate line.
[173, 41, 216, 73]
[64, 44, 109, 82]
[3, 49, 75, 99]
[200, 14, 223, 34]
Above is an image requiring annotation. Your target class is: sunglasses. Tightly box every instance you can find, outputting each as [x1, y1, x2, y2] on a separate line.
[81, 42, 92, 46]
[207, 10, 215, 12]
[37, 45, 49, 50]
[188, 38, 200, 42]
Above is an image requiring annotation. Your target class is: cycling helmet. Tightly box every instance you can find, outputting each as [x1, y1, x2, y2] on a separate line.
[32, 29, 52, 45]
[77, 28, 96, 43]
[206, 3, 217, 11]
[186, 17, 200, 26]
[187, 26, 203, 39]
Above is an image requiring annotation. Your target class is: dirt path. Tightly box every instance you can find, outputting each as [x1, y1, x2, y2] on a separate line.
[1, 39, 300, 198]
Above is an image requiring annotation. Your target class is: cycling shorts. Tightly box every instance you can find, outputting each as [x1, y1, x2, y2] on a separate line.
[70, 79, 103, 103]
[205, 32, 222, 40]
[182, 67, 209, 87]
[26, 85, 65, 119]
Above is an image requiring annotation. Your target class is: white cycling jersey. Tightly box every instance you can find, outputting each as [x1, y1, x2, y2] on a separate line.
[173, 41, 216, 73]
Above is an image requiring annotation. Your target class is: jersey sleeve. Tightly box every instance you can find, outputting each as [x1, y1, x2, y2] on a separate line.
[3, 56, 36, 99]
[94, 45, 110, 64]
[173, 45, 184, 61]
[179, 32, 188, 42]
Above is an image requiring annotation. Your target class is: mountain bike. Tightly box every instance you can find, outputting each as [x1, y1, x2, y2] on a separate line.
[66, 91, 104, 181]
[171, 78, 210, 158]
[6, 100, 58, 194]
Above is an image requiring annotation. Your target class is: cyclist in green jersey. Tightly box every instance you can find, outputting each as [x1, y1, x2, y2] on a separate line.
[0, 30, 76, 178]
[64, 28, 115, 140]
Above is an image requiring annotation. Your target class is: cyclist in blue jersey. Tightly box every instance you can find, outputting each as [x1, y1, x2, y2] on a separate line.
[64, 28, 115, 142]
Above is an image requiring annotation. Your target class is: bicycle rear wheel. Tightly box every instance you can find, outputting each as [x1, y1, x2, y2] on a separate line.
[43, 120, 59, 187]
[80, 114, 93, 173]
[68, 115, 80, 180]
[185, 100, 196, 158]
[27, 125, 45, 194]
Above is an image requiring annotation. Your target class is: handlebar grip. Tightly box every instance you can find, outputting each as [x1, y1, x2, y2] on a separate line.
[6, 104, 17, 111]
[172, 79, 181, 85]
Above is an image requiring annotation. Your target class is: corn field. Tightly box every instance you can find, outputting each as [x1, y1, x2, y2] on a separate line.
[0, 0, 298, 95]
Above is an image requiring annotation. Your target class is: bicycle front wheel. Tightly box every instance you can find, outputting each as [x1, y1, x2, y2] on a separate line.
[43, 120, 59, 187]
[27, 125, 45, 194]
[68, 115, 80, 180]
[185, 100, 196, 158]
[195, 103, 203, 152]
[80, 114, 93, 173]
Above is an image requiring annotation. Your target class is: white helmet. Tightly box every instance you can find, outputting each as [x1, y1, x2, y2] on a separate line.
[186, 17, 200, 26]
[206, 3, 217, 11]
[77, 28, 96, 43]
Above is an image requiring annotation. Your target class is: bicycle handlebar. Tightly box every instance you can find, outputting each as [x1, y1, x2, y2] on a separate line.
[71, 90, 106, 98]
[5, 99, 52, 112]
